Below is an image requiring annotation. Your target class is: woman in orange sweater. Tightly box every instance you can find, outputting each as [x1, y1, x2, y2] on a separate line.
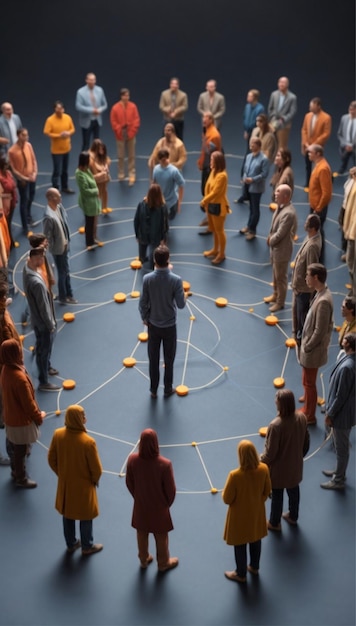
[200, 151, 230, 265]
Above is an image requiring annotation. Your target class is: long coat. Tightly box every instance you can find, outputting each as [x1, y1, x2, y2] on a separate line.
[75, 168, 101, 217]
[260, 413, 309, 489]
[268, 201, 298, 263]
[48, 420, 102, 520]
[299, 287, 333, 368]
[222, 463, 271, 546]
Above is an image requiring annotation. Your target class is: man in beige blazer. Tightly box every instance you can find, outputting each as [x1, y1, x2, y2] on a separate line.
[159, 78, 188, 140]
[299, 263, 333, 425]
[301, 98, 332, 187]
[264, 184, 297, 312]
[197, 80, 226, 129]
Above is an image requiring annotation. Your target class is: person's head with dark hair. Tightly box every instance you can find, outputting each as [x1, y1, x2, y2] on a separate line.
[238, 439, 259, 471]
[210, 151, 226, 173]
[310, 97, 322, 112]
[275, 389, 296, 418]
[249, 137, 262, 153]
[255, 113, 270, 134]
[28, 246, 46, 271]
[305, 213, 321, 233]
[54, 101, 65, 116]
[90, 138, 107, 161]
[120, 88, 130, 103]
[342, 296, 356, 318]
[65, 404, 87, 432]
[146, 183, 165, 209]
[308, 144, 324, 163]
[343, 332, 356, 352]
[0, 281, 9, 302]
[306, 262, 327, 284]
[28, 233, 47, 249]
[138, 429, 159, 459]
[154, 244, 170, 268]
[157, 149, 170, 163]
[0, 156, 9, 173]
[78, 151, 90, 169]
[276, 148, 292, 169]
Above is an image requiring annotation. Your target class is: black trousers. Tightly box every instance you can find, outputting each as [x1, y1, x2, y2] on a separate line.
[147, 323, 177, 394]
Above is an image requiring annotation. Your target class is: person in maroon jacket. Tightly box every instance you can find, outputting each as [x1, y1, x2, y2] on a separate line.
[125, 428, 178, 572]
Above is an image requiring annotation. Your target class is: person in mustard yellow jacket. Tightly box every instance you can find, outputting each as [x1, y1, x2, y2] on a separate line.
[200, 151, 230, 265]
[222, 440, 271, 583]
[48, 404, 103, 556]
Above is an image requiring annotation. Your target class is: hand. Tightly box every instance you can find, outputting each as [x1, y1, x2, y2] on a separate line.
[266, 236, 270, 246]
[325, 416, 333, 427]
[245, 177, 253, 184]
[41, 411, 46, 419]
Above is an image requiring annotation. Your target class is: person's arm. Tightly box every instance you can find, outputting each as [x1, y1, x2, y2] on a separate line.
[139, 279, 150, 324]
[260, 423, 280, 466]
[8, 151, 28, 182]
[197, 94, 204, 117]
[29, 144, 37, 180]
[222, 471, 236, 505]
[315, 168, 332, 211]
[175, 143, 187, 170]
[174, 277, 186, 310]
[214, 95, 226, 122]
[110, 106, 121, 138]
[326, 364, 355, 420]
[314, 115, 332, 146]
[162, 461, 176, 506]
[75, 89, 93, 114]
[16, 374, 44, 425]
[303, 301, 332, 352]
[76, 170, 99, 197]
[129, 105, 140, 138]
[201, 172, 227, 207]
[159, 92, 171, 116]
[269, 212, 296, 248]
[86, 439, 103, 485]
[48, 434, 58, 475]
[174, 92, 188, 117]
[98, 89, 108, 114]
[125, 457, 135, 497]
[43, 215, 54, 250]
[43, 118, 60, 139]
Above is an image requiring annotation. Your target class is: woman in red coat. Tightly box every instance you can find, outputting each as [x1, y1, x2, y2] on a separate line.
[126, 428, 178, 572]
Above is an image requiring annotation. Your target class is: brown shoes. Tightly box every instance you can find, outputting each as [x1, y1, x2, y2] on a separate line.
[67, 540, 81, 553]
[211, 256, 225, 265]
[282, 512, 298, 526]
[82, 544, 103, 556]
[264, 294, 276, 303]
[158, 557, 179, 572]
[140, 555, 154, 569]
[16, 478, 37, 489]
[203, 249, 218, 257]
[269, 303, 284, 313]
[224, 570, 246, 583]
[267, 521, 281, 531]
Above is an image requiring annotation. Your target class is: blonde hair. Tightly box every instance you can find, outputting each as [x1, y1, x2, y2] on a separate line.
[238, 439, 259, 471]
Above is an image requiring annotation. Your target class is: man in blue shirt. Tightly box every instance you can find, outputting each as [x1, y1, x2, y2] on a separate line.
[240, 137, 270, 240]
[139, 245, 186, 398]
[153, 149, 185, 220]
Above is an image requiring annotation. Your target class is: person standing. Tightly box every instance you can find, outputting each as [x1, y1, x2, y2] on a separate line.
[126, 428, 178, 571]
[75, 152, 101, 250]
[308, 144, 333, 261]
[110, 88, 140, 186]
[134, 183, 169, 270]
[197, 112, 222, 202]
[338, 297, 356, 348]
[0, 102, 22, 159]
[222, 439, 271, 583]
[264, 184, 297, 312]
[0, 338, 45, 488]
[152, 149, 185, 221]
[8, 128, 37, 234]
[197, 79, 226, 129]
[301, 97, 332, 187]
[261, 389, 309, 530]
[159, 77, 188, 140]
[89, 139, 111, 213]
[299, 263, 333, 425]
[48, 404, 103, 555]
[336, 101, 356, 174]
[321, 333, 356, 490]
[139, 244, 186, 398]
[0, 156, 17, 247]
[291, 214, 322, 345]
[342, 168, 356, 296]
[200, 151, 230, 264]
[22, 247, 59, 391]
[268, 76, 297, 149]
[239, 137, 269, 240]
[43, 188, 77, 305]
[75, 73, 108, 151]
[148, 123, 187, 178]
[43, 101, 75, 194]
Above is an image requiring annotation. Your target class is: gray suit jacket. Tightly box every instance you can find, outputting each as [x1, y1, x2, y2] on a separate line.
[299, 287, 333, 368]
[75, 85, 108, 129]
[337, 113, 356, 148]
[291, 233, 322, 293]
[269, 202, 297, 263]
[197, 91, 225, 127]
[23, 264, 56, 332]
[0, 114, 22, 157]
[268, 90, 297, 128]
[43, 204, 70, 255]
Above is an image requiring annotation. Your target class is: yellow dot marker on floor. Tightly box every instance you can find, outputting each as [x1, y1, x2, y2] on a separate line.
[259, 426, 268, 437]
[290, 261, 295, 269]
[211, 487, 218, 494]
[223, 366, 229, 371]
[131, 291, 140, 298]
[130, 259, 142, 270]
[105, 208, 113, 213]
[183, 281, 191, 292]
[334, 325, 341, 332]
[190, 315, 196, 321]
[114, 292, 127, 303]
[78, 226, 85, 234]
[265, 315, 279, 325]
[332, 172, 339, 178]
[19, 335, 25, 342]
[63, 379, 76, 390]
[269, 202, 278, 211]
[55, 410, 61, 416]
[176, 384, 189, 396]
[249, 307, 254, 312]
[285, 338, 297, 348]
[138, 332, 148, 342]
[123, 357, 136, 368]
[29, 345, 35, 352]
[63, 312, 75, 323]
[14, 241, 20, 248]
[273, 377, 285, 388]
[191, 441, 197, 447]
[294, 234, 298, 241]
[304, 187, 309, 193]
[345, 283, 352, 290]
[215, 297, 228, 307]
[317, 397, 325, 406]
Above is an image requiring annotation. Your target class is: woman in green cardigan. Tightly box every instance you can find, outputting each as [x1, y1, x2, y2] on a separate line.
[75, 152, 101, 250]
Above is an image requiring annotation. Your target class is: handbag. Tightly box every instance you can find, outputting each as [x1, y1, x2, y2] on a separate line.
[208, 203, 221, 216]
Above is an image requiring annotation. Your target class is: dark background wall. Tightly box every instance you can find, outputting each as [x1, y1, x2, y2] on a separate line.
[2, 0, 355, 161]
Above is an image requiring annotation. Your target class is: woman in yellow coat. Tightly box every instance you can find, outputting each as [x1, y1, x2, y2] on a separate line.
[200, 151, 230, 265]
[222, 439, 271, 583]
[48, 404, 103, 556]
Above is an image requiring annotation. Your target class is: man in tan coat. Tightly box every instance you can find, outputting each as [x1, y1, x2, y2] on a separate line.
[159, 78, 188, 140]
[299, 264, 333, 425]
[48, 404, 103, 555]
[264, 184, 297, 312]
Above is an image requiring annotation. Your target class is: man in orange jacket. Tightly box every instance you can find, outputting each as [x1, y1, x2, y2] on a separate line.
[301, 98, 332, 187]
[308, 144, 332, 261]
[110, 88, 140, 186]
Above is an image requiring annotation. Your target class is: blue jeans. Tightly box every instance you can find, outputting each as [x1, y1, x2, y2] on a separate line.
[52, 152, 69, 190]
[81, 120, 100, 151]
[53, 251, 73, 301]
[234, 540, 261, 577]
[34, 327, 55, 385]
[63, 517, 93, 551]
[270, 486, 300, 525]
[247, 192, 262, 233]
[17, 181, 36, 231]
[148, 323, 177, 394]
